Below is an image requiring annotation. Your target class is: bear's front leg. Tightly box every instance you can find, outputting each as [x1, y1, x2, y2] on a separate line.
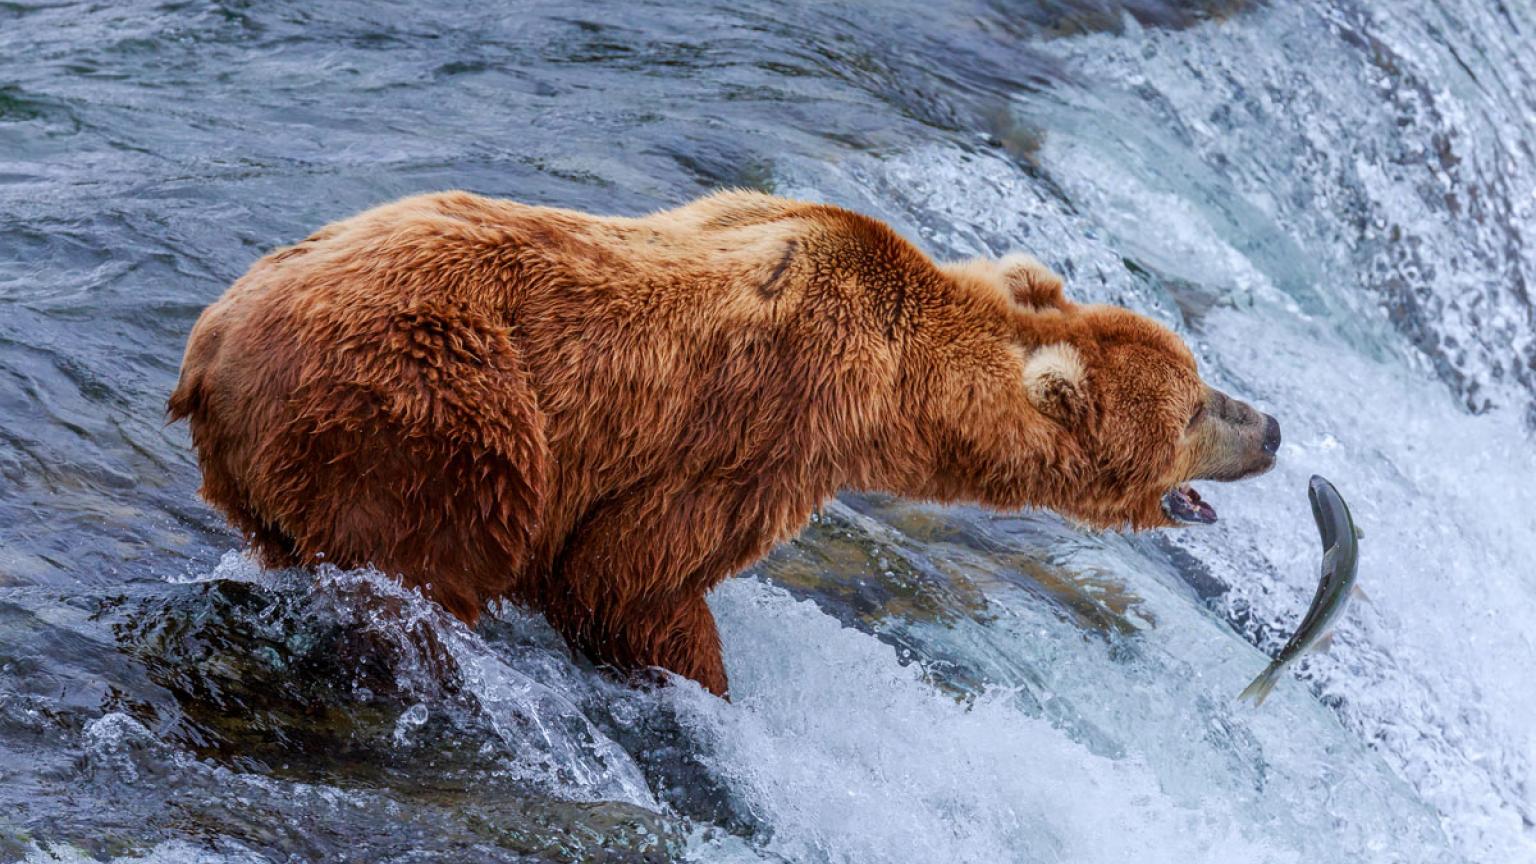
[629, 593, 729, 698]
[544, 589, 729, 698]
[539, 496, 738, 697]
[539, 481, 807, 698]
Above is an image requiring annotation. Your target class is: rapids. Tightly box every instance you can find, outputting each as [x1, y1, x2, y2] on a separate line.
[2, 1, 1532, 861]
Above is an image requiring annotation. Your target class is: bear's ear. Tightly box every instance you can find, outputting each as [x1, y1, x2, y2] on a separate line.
[1022, 342, 1089, 423]
[999, 253, 1069, 312]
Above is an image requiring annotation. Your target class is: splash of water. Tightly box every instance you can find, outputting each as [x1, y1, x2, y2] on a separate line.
[195, 553, 658, 809]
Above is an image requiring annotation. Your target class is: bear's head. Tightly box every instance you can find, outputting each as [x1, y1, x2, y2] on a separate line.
[913, 253, 1279, 530]
[1018, 303, 1279, 529]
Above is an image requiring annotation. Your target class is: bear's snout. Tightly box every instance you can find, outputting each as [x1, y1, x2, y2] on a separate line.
[1261, 414, 1281, 456]
[1191, 390, 1280, 482]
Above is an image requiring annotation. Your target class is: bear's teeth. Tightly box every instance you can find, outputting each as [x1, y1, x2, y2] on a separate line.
[1163, 485, 1218, 525]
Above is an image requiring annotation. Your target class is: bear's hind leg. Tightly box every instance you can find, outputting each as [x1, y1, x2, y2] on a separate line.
[243, 305, 550, 623]
[182, 423, 302, 569]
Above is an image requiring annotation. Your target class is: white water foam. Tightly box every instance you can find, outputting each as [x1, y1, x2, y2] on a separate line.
[661, 575, 1448, 863]
[1009, 7, 1536, 854]
[29, 840, 265, 864]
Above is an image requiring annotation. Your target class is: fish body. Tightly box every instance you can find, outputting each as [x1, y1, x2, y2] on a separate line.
[1239, 475, 1361, 706]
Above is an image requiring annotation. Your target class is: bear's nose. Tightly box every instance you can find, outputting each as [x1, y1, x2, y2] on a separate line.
[1261, 414, 1282, 456]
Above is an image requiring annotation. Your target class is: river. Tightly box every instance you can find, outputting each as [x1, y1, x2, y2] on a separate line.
[1, 1, 1533, 861]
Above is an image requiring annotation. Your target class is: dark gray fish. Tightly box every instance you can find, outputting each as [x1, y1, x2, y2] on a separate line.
[1239, 475, 1362, 706]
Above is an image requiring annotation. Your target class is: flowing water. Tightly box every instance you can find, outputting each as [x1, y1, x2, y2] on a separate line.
[2, 1, 1534, 861]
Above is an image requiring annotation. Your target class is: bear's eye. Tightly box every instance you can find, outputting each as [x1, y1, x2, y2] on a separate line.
[1186, 403, 1205, 429]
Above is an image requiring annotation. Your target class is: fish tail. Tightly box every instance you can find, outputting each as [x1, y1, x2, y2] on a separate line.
[1238, 661, 1285, 706]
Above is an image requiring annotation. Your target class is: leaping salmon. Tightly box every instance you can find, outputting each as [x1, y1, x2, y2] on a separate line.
[1239, 475, 1362, 706]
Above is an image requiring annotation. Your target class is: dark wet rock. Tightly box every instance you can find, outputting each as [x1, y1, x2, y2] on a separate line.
[0, 580, 685, 861]
[748, 493, 1152, 712]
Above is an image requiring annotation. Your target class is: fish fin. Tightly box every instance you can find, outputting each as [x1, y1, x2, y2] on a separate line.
[1238, 660, 1285, 707]
[1354, 526, 1364, 539]
[1351, 586, 1371, 604]
[1312, 631, 1336, 653]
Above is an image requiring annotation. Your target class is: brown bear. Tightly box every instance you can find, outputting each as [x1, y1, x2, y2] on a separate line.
[168, 190, 1279, 697]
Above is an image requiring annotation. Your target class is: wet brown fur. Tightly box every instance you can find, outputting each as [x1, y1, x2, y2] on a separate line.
[169, 190, 1272, 697]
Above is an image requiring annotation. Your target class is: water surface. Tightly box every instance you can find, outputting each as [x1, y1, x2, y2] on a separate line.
[2, 1, 1534, 861]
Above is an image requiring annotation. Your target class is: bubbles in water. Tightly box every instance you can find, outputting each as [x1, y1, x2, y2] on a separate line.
[24, 840, 266, 864]
[391, 702, 429, 746]
[82, 712, 157, 785]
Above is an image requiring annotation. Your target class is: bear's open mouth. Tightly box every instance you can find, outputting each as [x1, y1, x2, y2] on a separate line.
[1162, 484, 1217, 525]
